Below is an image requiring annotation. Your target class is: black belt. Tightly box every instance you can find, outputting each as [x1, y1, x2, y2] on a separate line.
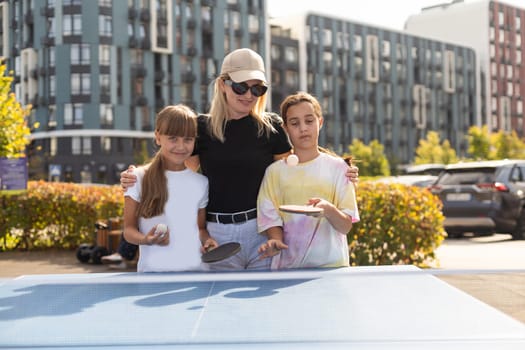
[206, 209, 257, 224]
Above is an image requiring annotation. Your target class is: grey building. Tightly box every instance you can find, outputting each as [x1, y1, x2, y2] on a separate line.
[3, 0, 485, 182]
[271, 13, 478, 164]
[2, 0, 267, 184]
[405, 0, 525, 138]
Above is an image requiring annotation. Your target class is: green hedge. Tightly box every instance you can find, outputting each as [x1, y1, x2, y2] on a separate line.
[0, 181, 123, 250]
[350, 182, 445, 267]
[1, 181, 446, 267]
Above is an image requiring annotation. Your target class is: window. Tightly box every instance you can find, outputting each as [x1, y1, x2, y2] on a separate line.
[99, 15, 112, 37]
[271, 45, 281, 61]
[100, 74, 110, 95]
[64, 103, 83, 126]
[71, 73, 91, 95]
[49, 76, 56, 97]
[353, 35, 362, 52]
[99, 45, 110, 66]
[64, 14, 82, 36]
[284, 47, 298, 63]
[72, 137, 81, 155]
[100, 104, 113, 127]
[72, 137, 92, 155]
[101, 137, 111, 154]
[71, 44, 90, 65]
[50, 137, 57, 156]
[49, 47, 55, 67]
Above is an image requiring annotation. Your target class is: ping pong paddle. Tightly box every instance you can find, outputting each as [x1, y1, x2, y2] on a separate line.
[201, 242, 241, 263]
[279, 204, 323, 216]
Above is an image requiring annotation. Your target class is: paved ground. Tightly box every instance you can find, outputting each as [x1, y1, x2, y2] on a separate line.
[1, 241, 524, 325]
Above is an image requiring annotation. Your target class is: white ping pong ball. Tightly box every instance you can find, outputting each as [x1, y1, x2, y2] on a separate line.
[287, 154, 299, 166]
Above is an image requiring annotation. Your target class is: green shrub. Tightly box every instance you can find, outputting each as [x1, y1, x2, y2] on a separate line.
[349, 181, 446, 267]
[1, 181, 446, 268]
[0, 181, 123, 250]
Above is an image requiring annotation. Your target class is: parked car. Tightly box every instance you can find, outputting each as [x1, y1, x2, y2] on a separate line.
[429, 160, 525, 239]
[403, 163, 445, 176]
[374, 175, 438, 188]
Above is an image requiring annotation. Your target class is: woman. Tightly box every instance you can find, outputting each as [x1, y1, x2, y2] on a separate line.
[121, 48, 358, 270]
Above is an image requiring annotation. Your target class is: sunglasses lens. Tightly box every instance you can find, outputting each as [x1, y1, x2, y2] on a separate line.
[231, 82, 249, 95]
[226, 80, 267, 97]
[251, 85, 268, 97]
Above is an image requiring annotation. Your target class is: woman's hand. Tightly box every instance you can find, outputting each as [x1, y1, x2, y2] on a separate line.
[346, 165, 359, 184]
[121, 165, 138, 190]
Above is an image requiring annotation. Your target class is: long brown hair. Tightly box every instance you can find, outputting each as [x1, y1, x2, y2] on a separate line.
[137, 104, 197, 218]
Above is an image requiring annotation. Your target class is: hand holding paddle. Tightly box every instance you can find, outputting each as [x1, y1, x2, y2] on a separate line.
[279, 204, 324, 217]
[201, 242, 241, 263]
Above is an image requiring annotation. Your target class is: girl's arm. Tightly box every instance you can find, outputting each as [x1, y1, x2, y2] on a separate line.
[197, 208, 218, 252]
[123, 196, 169, 246]
[258, 226, 288, 258]
[307, 198, 353, 234]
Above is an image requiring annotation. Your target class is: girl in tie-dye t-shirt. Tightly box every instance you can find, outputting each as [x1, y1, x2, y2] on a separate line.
[257, 92, 359, 269]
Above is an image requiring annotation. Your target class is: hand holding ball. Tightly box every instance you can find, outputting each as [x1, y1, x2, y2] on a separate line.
[154, 224, 168, 239]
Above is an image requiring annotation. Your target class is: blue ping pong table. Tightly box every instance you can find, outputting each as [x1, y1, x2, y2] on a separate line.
[0, 265, 524, 349]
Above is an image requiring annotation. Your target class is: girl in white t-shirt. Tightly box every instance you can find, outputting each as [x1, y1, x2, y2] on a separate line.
[257, 92, 360, 269]
[123, 105, 218, 272]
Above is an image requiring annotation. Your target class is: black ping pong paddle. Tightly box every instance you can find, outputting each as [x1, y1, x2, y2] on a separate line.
[201, 242, 241, 263]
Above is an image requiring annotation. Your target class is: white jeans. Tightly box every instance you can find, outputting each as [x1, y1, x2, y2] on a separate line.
[206, 219, 271, 270]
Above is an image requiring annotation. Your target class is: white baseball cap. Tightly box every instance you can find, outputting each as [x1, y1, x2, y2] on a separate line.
[220, 48, 267, 83]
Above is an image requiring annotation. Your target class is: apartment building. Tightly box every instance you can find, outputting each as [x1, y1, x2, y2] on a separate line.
[405, 0, 525, 137]
[2, 0, 485, 182]
[271, 13, 478, 164]
[1, 0, 267, 183]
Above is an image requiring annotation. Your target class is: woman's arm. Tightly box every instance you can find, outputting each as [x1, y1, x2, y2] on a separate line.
[120, 156, 201, 190]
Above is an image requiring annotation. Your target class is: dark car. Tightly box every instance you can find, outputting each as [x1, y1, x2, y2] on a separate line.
[429, 160, 525, 240]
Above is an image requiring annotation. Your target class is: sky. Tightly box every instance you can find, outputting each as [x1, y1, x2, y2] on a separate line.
[267, 0, 525, 31]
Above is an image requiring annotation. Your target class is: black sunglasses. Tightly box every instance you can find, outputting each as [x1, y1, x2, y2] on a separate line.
[224, 80, 268, 97]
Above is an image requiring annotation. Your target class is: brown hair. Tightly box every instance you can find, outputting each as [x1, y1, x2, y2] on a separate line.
[279, 92, 337, 156]
[137, 104, 197, 218]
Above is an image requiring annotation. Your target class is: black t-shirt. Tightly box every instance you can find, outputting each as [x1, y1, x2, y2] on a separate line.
[194, 114, 291, 213]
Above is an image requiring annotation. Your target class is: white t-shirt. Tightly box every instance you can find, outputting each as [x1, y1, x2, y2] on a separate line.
[257, 153, 359, 269]
[125, 167, 208, 272]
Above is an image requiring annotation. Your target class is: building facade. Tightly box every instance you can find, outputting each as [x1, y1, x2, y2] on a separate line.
[1, 0, 496, 182]
[271, 13, 478, 164]
[2, 0, 267, 183]
[405, 0, 525, 137]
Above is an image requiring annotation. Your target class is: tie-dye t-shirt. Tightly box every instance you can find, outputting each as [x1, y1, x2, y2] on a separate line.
[257, 152, 359, 269]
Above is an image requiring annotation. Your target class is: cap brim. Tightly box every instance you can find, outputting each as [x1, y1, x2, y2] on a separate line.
[229, 70, 267, 84]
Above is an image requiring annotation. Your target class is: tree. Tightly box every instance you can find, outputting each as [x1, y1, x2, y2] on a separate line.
[467, 125, 491, 160]
[491, 130, 525, 160]
[345, 139, 390, 177]
[0, 62, 31, 158]
[414, 131, 457, 165]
